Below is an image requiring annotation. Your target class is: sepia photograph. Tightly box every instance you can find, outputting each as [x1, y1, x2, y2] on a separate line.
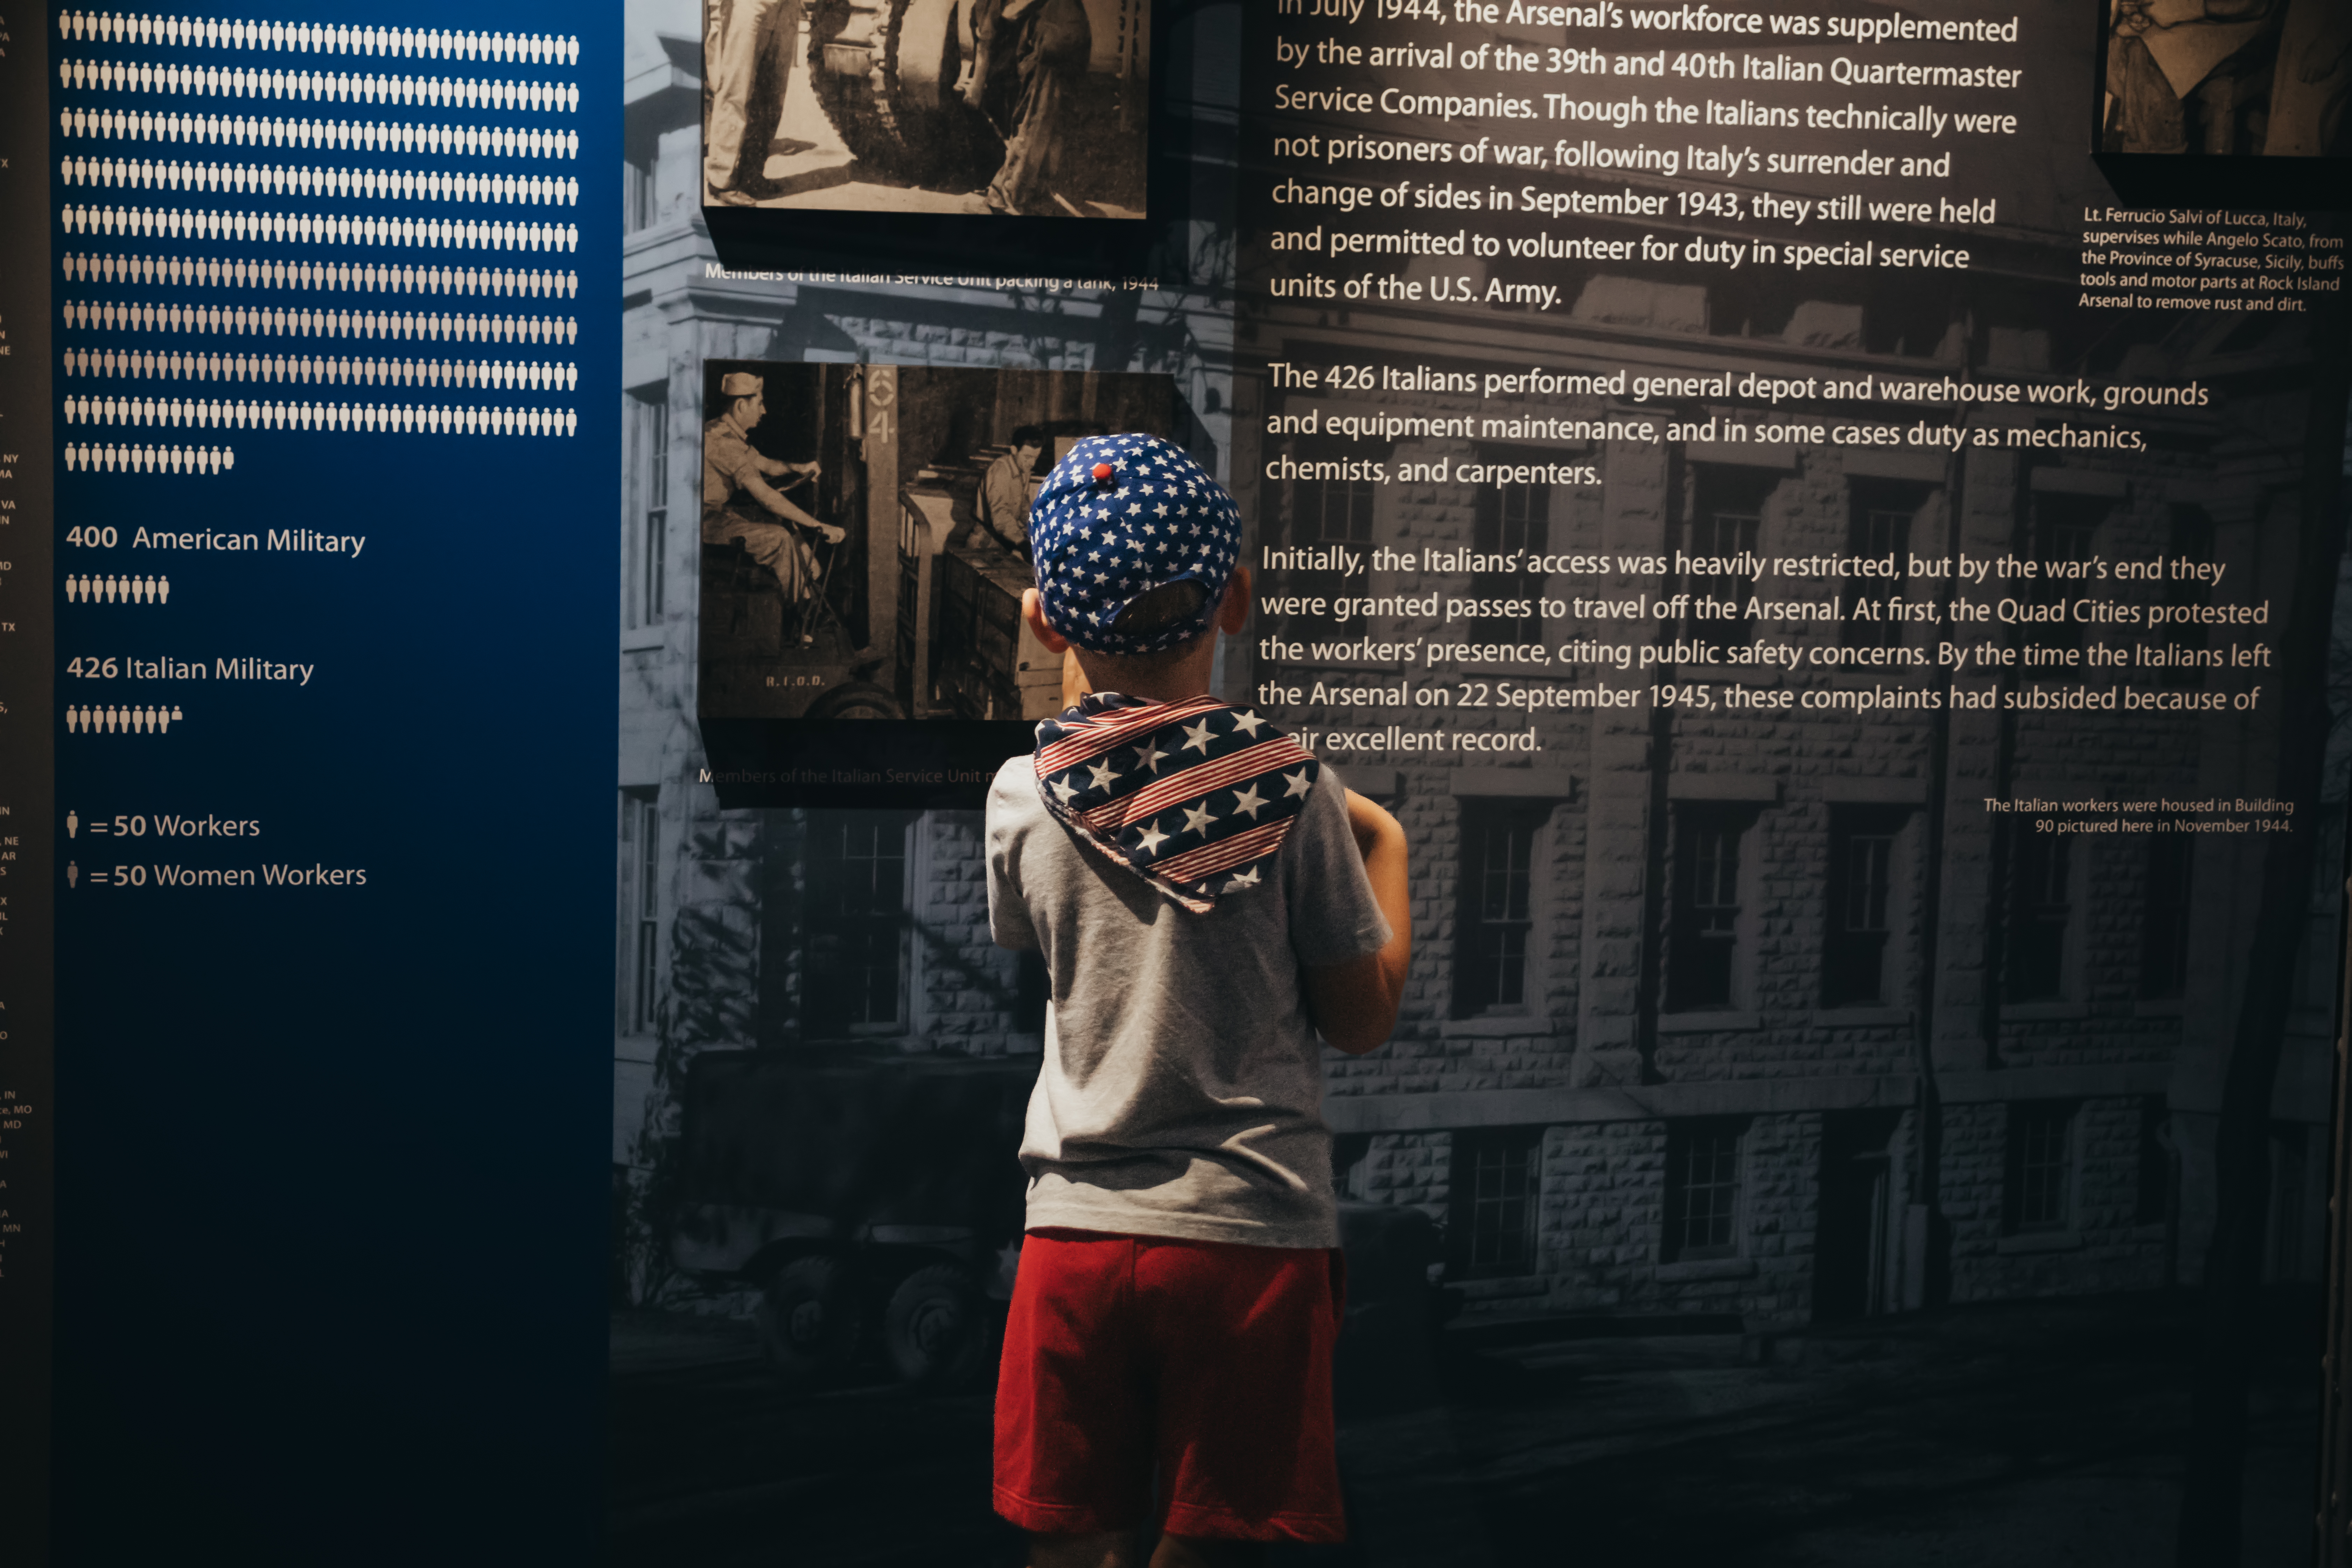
[702, 0, 1150, 217]
[2098, 0, 2351, 157]
[696, 360, 1176, 724]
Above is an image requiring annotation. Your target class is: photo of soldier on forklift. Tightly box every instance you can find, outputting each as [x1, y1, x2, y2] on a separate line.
[697, 362, 1179, 726]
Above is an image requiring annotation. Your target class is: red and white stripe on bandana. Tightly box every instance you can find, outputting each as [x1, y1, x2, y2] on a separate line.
[1032, 692, 1321, 913]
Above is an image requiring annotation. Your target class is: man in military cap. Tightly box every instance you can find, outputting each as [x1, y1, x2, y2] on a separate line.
[703, 371, 841, 622]
[705, 0, 805, 204]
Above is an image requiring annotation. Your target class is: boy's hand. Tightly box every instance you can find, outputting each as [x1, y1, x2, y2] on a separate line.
[1305, 790, 1412, 1055]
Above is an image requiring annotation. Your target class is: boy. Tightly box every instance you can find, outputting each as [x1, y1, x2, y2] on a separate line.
[985, 434, 1413, 1568]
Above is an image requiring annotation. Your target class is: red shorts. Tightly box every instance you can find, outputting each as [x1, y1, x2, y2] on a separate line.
[993, 1228, 1347, 1544]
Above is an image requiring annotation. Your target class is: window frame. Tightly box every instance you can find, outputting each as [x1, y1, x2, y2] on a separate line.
[2003, 1100, 2080, 1235]
[1680, 466, 1776, 653]
[1842, 480, 1930, 651]
[800, 809, 918, 1039]
[1823, 806, 1907, 1008]
[1663, 1118, 1748, 1263]
[2140, 835, 2193, 999]
[618, 789, 661, 1037]
[2004, 828, 2075, 1003]
[1470, 456, 1553, 644]
[1286, 434, 1382, 547]
[1448, 1126, 1545, 1279]
[626, 384, 670, 629]
[1452, 800, 1550, 1019]
[1668, 804, 1752, 1012]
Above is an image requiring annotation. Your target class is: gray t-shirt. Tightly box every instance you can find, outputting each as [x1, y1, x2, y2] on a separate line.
[986, 756, 1390, 1249]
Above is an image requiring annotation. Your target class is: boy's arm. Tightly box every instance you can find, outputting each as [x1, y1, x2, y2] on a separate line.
[1303, 790, 1411, 1056]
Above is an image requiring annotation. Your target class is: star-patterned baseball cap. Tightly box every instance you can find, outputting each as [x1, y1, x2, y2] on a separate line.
[1028, 433, 1243, 655]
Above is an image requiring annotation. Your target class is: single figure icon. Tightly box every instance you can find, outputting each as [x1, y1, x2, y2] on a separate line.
[68, 862, 79, 889]
[66, 810, 79, 838]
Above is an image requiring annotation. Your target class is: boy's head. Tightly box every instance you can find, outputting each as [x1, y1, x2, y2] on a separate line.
[1025, 434, 1246, 672]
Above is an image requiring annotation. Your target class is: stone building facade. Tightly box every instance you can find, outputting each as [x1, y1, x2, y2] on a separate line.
[1235, 257, 2341, 1326]
[610, 0, 1240, 1303]
[611, 0, 2339, 1324]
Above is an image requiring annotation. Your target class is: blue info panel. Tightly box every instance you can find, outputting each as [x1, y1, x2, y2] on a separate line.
[39, 6, 620, 1560]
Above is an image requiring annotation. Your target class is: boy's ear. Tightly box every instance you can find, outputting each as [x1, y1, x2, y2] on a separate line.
[1022, 588, 1072, 654]
[1216, 565, 1252, 635]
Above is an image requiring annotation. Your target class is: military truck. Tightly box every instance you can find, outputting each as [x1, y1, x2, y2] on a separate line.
[666, 1049, 1035, 1388]
[803, 0, 1149, 208]
[663, 1047, 1458, 1401]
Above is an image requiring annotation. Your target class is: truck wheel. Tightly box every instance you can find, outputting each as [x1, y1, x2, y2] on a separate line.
[804, 680, 906, 721]
[882, 1263, 994, 1390]
[757, 1255, 859, 1386]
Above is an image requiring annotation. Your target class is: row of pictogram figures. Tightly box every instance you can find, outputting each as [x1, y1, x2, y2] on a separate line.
[65, 574, 173, 603]
[67, 704, 185, 733]
[64, 354, 578, 391]
[57, 12, 579, 64]
[62, 254, 580, 297]
[63, 444, 233, 472]
[58, 206, 580, 251]
[61, 160, 583, 206]
[62, 298, 578, 343]
[61, 112, 582, 159]
[64, 400, 576, 434]
[57, 60, 581, 112]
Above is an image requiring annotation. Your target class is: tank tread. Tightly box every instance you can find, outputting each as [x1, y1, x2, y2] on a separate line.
[807, 0, 919, 178]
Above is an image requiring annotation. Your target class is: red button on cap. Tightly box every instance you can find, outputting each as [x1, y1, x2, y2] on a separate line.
[1092, 462, 1115, 485]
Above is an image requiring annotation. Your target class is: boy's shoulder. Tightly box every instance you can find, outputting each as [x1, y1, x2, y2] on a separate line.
[986, 754, 1044, 824]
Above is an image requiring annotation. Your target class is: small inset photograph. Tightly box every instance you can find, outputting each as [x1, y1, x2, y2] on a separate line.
[702, 0, 1149, 217]
[696, 361, 1176, 730]
[2099, 0, 2351, 157]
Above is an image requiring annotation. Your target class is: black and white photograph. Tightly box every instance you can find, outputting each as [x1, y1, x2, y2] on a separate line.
[610, 1, 2349, 1564]
[701, 0, 1151, 217]
[2099, 0, 2352, 158]
[695, 360, 1177, 725]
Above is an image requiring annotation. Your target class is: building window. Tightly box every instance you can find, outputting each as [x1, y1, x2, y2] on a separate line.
[2135, 1098, 2173, 1227]
[2159, 506, 2216, 687]
[2026, 492, 2103, 655]
[1843, 483, 1924, 649]
[1290, 436, 1378, 546]
[2141, 837, 2192, 999]
[803, 811, 914, 1036]
[627, 386, 670, 628]
[1669, 806, 1747, 1010]
[2005, 831, 2071, 1001]
[1681, 469, 1772, 652]
[620, 791, 660, 1034]
[1664, 1119, 1745, 1261]
[625, 146, 657, 232]
[1471, 463, 1550, 642]
[1454, 802, 1547, 1017]
[2004, 1101, 2078, 1233]
[1449, 1127, 1542, 1278]
[1825, 808, 1901, 1007]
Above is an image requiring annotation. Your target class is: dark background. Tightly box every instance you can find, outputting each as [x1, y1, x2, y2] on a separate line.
[43, 3, 623, 1561]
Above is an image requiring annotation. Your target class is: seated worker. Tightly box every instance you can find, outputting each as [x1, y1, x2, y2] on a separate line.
[969, 425, 1046, 558]
[985, 434, 1413, 1567]
[701, 371, 843, 626]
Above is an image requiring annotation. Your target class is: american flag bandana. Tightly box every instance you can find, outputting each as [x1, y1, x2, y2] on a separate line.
[1033, 692, 1321, 912]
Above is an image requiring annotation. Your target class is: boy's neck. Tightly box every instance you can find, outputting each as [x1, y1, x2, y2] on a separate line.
[1072, 643, 1220, 707]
